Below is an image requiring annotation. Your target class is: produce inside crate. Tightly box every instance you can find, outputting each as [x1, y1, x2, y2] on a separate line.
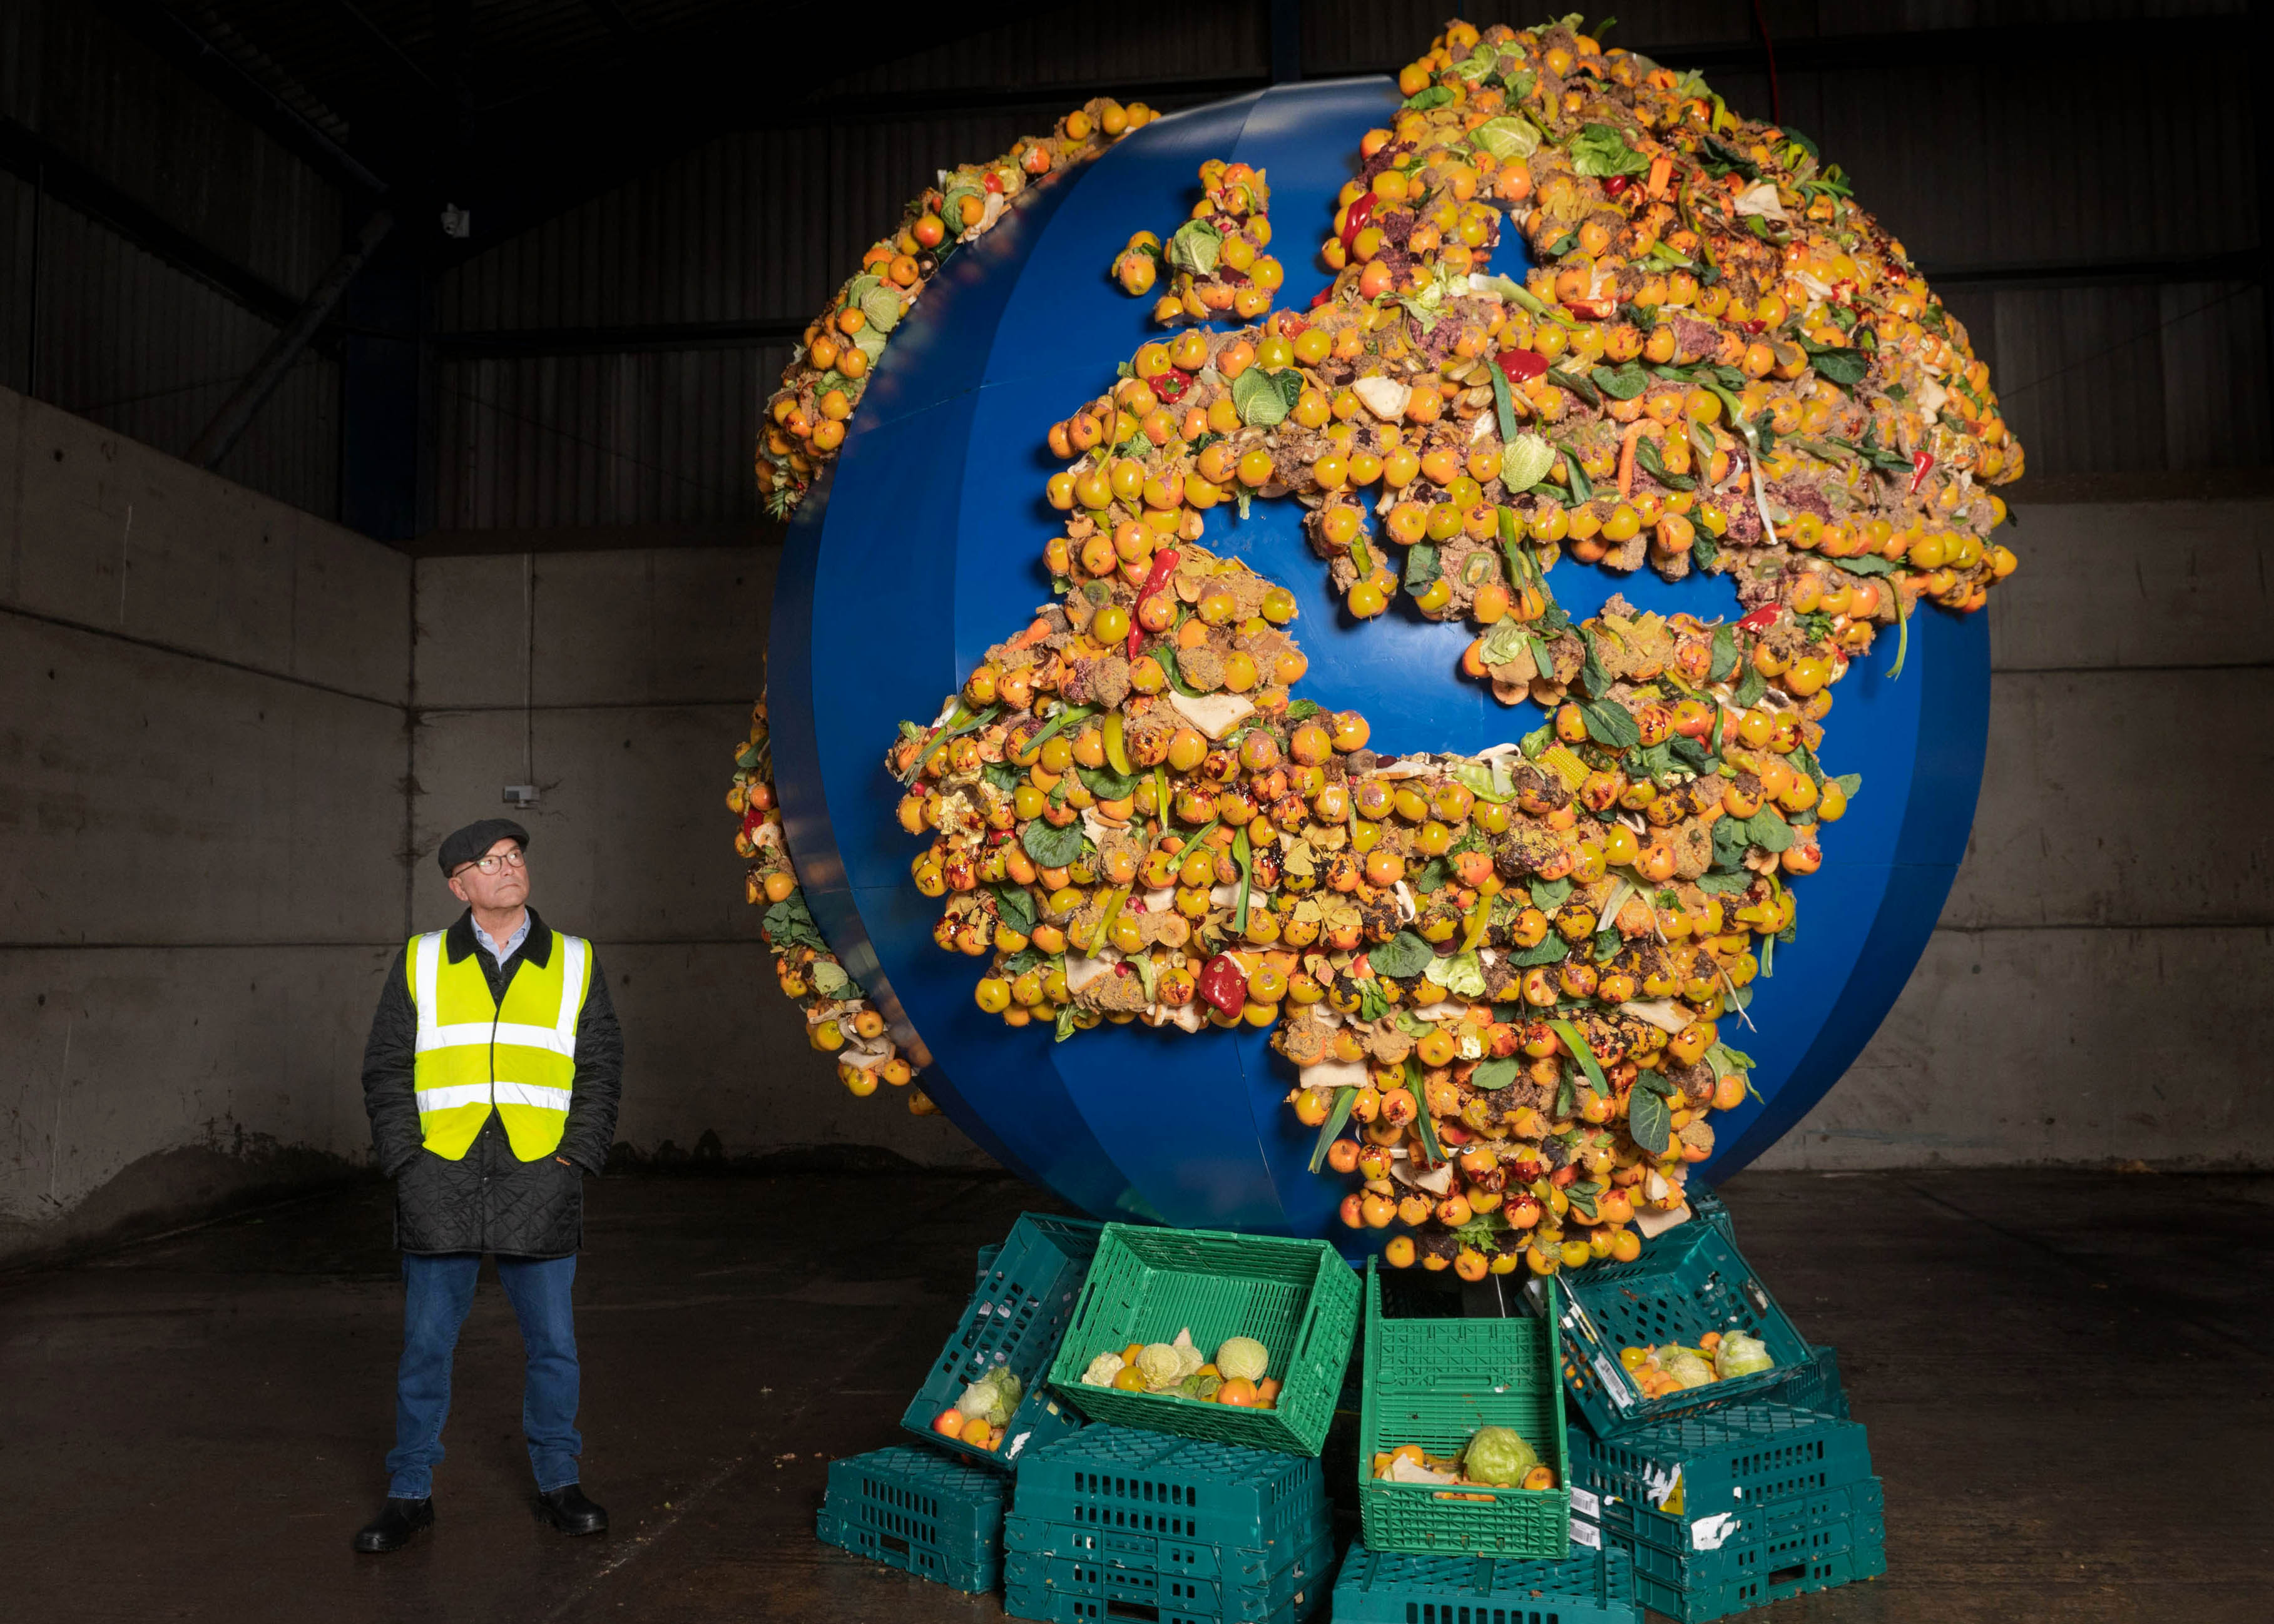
[1357, 1259, 1571, 1561]
[904, 1212, 1104, 1469]
[1012, 1426, 1330, 1558]
[815, 1444, 1007, 1593]
[1583, 1475, 1884, 1596]
[1534, 1221, 1811, 1439]
[1331, 1541, 1641, 1624]
[1047, 1225, 1359, 1456]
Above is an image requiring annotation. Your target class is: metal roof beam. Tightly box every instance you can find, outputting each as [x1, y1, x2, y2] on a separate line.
[0, 114, 304, 328]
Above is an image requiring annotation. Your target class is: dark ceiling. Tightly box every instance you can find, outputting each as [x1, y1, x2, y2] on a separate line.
[108, 0, 1038, 254]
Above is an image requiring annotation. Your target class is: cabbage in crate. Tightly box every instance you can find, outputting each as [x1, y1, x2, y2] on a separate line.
[927, 1367, 1023, 1452]
[1077, 1331, 1281, 1409]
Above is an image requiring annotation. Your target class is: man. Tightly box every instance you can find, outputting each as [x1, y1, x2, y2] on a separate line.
[353, 818, 623, 1554]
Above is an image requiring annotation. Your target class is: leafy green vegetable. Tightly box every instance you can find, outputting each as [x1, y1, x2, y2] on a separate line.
[1305, 1087, 1357, 1174]
[1808, 347, 1867, 388]
[990, 883, 1038, 936]
[762, 893, 827, 952]
[1021, 820, 1084, 870]
[1463, 1426, 1541, 1487]
[1546, 1018, 1606, 1094]
[1166, 219, 1223, 275]
[1745, 806, 1795, 853]
[1501, 431, 1556, 491]
[1530, 876, 1572, 910]
[1229, 364, 1301, 427]
[1403, 84, 1453, 111]
[1369, 930, 1436, 979]
[1629, 1086, 1673, 1155]
[1570, 123, 1649, 178]
[1404, 542, 1440, 593]
[1577, 697, 1639, 749]
[1076, 764, 1138, 801]
[1591, 362, 1649, 400]
[1633, 434, 1696, 491]
[1469, 1057, 1521, 1091]
[1471, 114, 1540, 163]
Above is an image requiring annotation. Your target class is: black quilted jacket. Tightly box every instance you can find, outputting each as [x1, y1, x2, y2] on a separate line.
[361, 909, 624, 1257]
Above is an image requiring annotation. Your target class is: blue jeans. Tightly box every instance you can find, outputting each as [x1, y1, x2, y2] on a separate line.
[385, 1252, 581, 1499]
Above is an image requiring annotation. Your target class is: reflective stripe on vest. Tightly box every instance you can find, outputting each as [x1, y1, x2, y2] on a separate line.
[407, 928, 589, 1161]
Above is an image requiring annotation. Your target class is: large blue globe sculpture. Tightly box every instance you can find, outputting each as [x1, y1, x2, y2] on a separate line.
[772, 79, 1989, 1241]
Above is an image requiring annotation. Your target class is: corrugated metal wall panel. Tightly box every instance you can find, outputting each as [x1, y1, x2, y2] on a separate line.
[1, 185, 339, 516]
[7, 1, 340, 297]
[1992, 284, 2169, 474]
[2159, 282, 2272, 470]
[436, 345, 788, 528]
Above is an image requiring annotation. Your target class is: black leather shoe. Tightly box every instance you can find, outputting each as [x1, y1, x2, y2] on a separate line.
[535, 1484, 608, 1536]
[353, 1496, 433, 1553]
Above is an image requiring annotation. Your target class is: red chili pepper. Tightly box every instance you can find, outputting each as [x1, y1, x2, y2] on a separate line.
[1603, 176, 1631, 198]
[1908, 450, 1935, 495]
[740, 805, 768, 841]
[1495, 348, 1549, 385]
[1197, 953, 1247, 1017]
[982, 171, 1003, 194]
[1278, 315, 1308, 338]
[1736, 604, 1780, 632]
[1741, 320, 1767, 335]
[1128, 547, 1181, 659]
[1148, 370, 1189, 405]
[1310, 287, 1331, 310]
[1339, 191, 1375, 253]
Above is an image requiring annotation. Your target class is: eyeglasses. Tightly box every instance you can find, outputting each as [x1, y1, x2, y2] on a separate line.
[455, 848, 526, 876]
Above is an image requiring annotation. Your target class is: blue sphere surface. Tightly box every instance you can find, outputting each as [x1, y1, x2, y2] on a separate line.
[770, 79, 1988, 1239]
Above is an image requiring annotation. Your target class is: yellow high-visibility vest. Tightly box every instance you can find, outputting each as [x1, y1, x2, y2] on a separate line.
[407, 926, 590, 1160]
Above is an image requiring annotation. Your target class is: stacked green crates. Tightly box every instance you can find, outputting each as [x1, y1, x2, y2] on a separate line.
[1568, 1401, 1884, 1622]
[1004, 1425, 1335, 1624]
[1331, 1542, 1642, 1624]
[815, 1444, 1008, 1593]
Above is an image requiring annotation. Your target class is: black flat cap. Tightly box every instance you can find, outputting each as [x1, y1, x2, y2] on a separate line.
[437, 818, 530, 875]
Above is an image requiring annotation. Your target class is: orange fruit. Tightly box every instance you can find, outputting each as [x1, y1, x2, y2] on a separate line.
[961, 1414, 992, 1446]
[1216, 1378, 1259, 1408]
[933, 1408, 964, 1438]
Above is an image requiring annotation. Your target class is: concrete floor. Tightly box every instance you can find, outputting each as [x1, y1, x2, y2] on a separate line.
[0, 1169, 2266, 1624]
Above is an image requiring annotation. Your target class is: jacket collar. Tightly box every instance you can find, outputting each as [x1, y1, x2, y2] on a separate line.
[445, 907, 553, 969]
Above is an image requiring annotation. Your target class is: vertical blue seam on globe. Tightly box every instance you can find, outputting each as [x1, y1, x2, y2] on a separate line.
[770, 78, 1989, 1242]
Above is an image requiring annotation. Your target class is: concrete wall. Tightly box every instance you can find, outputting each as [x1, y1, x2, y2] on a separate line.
[1760, 495, 2274, 1169]
[0, 385, 411, 1261]
[407, 547, 994, 1174]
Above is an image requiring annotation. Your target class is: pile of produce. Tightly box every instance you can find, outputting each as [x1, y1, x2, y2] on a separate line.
[1077, 1331, 1282, 1409]
[1371, 1425, 1556, 1491]
[926, 1366, 1023, 1452]
[1114, 160, 1283, 325]
[730, 696, 930, 1110]
[757, 96, 1160, 518]
[1619, 1327, 1772, 1398]
[735, 18, 2023, 1271]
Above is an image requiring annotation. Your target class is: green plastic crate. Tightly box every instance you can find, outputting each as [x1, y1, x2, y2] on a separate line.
[1528, 1222, 1811, 1439]
[1048, 1224, 1360, 1456]
[1684, 1187, 1735, 1243]
[1766, 1343, 1848, 1420]
[1567, 1402, 1874, 1530]
[1586, 1478, 1884, 1594]
[1631, 1531, 1884, 1623]
[817, 1444, 1006, 1593]
[1584, 1474, 1882, 1561]
[1013, 1426, 1330, 1557]
[904, 1213, 1104, 1471]
[1330, 1541, 1641, 1624]
[1358, 1259, 1571, 1560]
[1002, 1583, 1328, 1624]
[1006, 1528, 1334, 1621]
[1006, 1511, 1307, 1585]
[979, 1241, 1004, 1287]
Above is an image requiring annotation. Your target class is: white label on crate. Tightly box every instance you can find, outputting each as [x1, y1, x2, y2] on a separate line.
[1570, 1517, 1601, 1550]
[1690, 1513, 1739, 1551]
[1570, 1487, 1601, 1519]
[1646, 1467, 1681, 1510]
[1594, 1355, 1633, 1409]
[1005, 1430, 1031, 1461]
